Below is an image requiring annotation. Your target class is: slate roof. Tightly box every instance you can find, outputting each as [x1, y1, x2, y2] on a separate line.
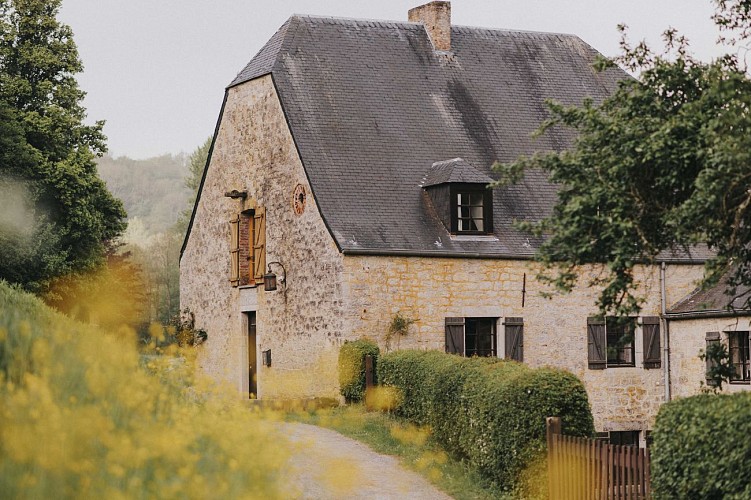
[421, 158, 494, 187]
[222, 14, 709, 260]
[668, 275, 751, 318]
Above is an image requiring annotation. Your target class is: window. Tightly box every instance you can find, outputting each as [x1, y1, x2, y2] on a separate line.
[587, 316, 636, 369]
[609, 431, 640, 447]
[596, 431, 641, 447]
[729, 331, 750, 383]
[445, 317, 497, 357]
[450, 185, 492, 234]
[504, 317, 523, 362]
[229, 206, 265, 287]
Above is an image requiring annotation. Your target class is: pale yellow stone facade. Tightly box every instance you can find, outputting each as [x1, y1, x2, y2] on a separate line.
[342, 257, 703, 431]
[669, 316, 751, 399]
[180, 75, 348, 399]
[181, 75, 709, 434]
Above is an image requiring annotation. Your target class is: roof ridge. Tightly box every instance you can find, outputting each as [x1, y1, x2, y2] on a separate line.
[290, 14, 580, 38]
[290, 13, 419, 28]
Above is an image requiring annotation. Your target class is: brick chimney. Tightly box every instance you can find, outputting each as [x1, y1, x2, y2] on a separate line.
[408, 1, 451, 52]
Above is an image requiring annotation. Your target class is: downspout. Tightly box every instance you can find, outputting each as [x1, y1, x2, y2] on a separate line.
[660, 262, 671, 402]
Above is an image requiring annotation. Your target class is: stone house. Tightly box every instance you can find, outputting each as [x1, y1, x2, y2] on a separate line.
[180, 2, 711, 446]
[667, 279, 751, 399]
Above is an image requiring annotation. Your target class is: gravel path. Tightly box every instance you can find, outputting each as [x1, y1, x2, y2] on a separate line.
[278, 422, 453, 500]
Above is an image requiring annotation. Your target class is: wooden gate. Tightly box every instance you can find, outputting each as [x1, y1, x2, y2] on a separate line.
[546, 417, 651, 499]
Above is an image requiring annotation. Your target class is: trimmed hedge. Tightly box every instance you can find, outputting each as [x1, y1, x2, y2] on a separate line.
[378, 350, 594, 490]
[338, 338, 380, 402]
[652, 392, 751, 499]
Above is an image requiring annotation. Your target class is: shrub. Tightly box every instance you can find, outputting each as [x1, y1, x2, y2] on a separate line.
[377, 350, 594, 490]
[0, 281, 288, 498]
[338, 338, 379, 402]
[652, 392, 751, 499]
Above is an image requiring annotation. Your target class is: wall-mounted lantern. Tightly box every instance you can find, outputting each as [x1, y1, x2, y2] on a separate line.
[263, 261, 287, 292]
[262, 349, 272, 367]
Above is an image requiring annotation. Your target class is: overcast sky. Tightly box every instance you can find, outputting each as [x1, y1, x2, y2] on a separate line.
[58, 0, 728, 159]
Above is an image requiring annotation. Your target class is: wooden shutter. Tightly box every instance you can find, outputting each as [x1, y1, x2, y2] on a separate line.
[587, 317, 606, 369]
[445, 317, 465, 355]
[229, 214, 240, 286]
[705, 331, 721, 386]
[504, 317, 523, 362]
[252, 207, 266, 281]
[642, 316, 661, 369]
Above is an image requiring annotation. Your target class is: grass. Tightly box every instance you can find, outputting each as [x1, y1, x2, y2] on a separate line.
[288, 404, 508, 500]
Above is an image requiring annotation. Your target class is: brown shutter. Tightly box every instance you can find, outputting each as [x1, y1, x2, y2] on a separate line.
[504, 317, 523, 362]
[445, 317, 465, 355]
[252, 207, 266, 281]
[229, 214, 240, 286]
[642, 316, 661, 369]
[705, 331, 721, 386]
[587, 317, 606, 369]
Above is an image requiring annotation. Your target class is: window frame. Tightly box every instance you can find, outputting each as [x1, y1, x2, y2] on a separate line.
[445, 317, 498, 357]
[449, 184, 493, 235]
[728, 330, 751, 384]
[588, 316, 638, 369]
[606, 317, 636, 367]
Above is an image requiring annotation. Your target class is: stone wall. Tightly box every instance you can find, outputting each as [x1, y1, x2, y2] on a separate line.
[180, 75, 348, 399]
[342, 255, 703, 431]
[670, 316, 751, 398]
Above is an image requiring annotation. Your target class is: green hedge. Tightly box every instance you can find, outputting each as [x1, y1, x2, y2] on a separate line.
[338, 338, 380, 402]
[377, 350, 594, 490]
[652, 392, 751, 499]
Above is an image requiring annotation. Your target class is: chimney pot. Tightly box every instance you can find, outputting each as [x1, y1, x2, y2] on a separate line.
[408, 1, 451, 52]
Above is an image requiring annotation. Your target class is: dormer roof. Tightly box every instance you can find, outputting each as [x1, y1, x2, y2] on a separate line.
[422, 158, 494, 188]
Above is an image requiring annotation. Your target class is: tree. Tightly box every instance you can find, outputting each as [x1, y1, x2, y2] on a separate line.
[0, 0, 126, 293]
[175, 136, 211, 236]
[494, 0, 751, 316]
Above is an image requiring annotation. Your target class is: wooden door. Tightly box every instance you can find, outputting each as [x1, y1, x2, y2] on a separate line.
[247, 312, 257, 398]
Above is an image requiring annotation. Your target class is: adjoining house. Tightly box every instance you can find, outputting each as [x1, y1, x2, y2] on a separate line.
[180, 2, 712, 446]
[667, 278, 751, 397]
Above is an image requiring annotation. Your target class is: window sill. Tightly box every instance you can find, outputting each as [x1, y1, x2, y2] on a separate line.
[238, 284, 259, 290]
[449, 234, 499, 242]
[729, 380, 751, 385]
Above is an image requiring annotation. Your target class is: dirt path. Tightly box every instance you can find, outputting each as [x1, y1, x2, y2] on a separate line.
[278, 422, 453, 500]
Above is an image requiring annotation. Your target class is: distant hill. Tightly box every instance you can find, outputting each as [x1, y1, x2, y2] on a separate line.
[97, 153, 191, 238]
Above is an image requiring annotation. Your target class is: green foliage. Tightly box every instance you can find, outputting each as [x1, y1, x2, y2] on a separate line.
[698, 341, 734, 392]
[176, 136, 212, 236]
[385, 311, 416, 350]
[377, 350, 594, 491]
[96, 154, 191, 238]
[652, 392, 751, 499]
[0, 280, 288, 498]
[493, 2, 751, 316]
[338, 338, 379, 403]
[0, 0, 126, 293]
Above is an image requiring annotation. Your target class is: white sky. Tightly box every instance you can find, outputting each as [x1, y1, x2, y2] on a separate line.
[58, 0, 729, 159]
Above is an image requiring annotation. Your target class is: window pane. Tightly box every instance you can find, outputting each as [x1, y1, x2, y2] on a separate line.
[606, 317, 635, 366]
[465, 318, 496, 357]
[470, 205, 484, 231]
[730, 332, 750, 382]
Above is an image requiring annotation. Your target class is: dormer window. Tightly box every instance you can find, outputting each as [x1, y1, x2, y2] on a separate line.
[453, 186, 492, 233]
[422, 158, 494, 235]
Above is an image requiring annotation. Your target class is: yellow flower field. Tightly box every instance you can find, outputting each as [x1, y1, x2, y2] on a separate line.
[0, 281, 289, 499]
